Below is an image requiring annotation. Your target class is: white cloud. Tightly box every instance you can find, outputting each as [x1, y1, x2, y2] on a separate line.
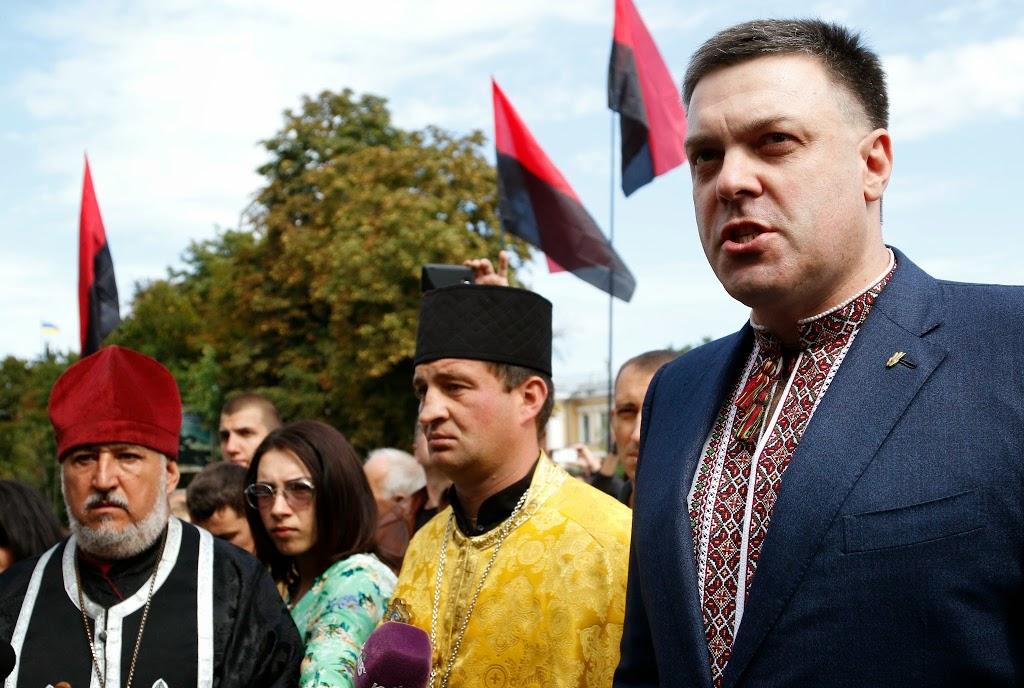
[810, 2, 855, 23]
[571, 148, 609, 178]
[497, 81, 607, 126]
[5, 0, 1022, 366]
[886, 30, 1024, 140]
[0, 252, 80, 356]
[914, 252, 1022, 286]
[884, 173, 978, 211]
[926, 0, 1004, 26]
[635, 4, 713, 33]
[9, 0, 611, 246]
[1, 0, 621, 358]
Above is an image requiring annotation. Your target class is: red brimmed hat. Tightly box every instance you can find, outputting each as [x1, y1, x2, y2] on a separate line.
[48, 346, 182, 460]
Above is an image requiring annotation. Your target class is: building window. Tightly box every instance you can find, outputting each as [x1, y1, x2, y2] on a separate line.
[576, 406, 609, 449]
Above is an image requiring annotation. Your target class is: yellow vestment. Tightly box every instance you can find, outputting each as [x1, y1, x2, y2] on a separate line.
[392, 456, 632, 688]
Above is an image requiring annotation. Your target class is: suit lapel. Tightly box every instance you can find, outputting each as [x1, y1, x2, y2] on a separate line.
[637, 328, 752, 688]
[723, 255, 948, 687]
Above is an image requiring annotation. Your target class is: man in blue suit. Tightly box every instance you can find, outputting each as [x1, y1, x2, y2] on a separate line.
[615, 19, 1024, 688]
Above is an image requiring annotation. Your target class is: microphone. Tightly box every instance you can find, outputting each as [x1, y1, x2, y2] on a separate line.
[1, 640, 15, 680]
[355, 622, 431, 688]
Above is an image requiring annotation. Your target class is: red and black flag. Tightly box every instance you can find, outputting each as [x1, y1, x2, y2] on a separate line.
[493, 80, 636, 302]
[608, 0, 687, 196]
[79, 156, 120, 355]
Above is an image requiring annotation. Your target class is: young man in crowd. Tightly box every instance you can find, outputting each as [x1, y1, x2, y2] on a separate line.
[219, 392, 281, 467]
[187, 461, 256, 555]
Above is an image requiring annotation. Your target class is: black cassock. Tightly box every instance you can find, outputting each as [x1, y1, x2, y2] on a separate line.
[0, 518, 302, 688]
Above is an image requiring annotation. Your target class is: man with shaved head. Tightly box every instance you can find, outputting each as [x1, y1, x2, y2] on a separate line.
[219, 393, 281, 467]
[589, 350, 677, 507]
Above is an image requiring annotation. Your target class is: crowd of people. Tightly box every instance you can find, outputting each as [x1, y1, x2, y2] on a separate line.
[2, 17, 1024, 688]
[0, 286, 650, 688]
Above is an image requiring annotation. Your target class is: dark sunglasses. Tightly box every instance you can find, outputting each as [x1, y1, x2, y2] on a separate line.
[244, 479, 316, 511]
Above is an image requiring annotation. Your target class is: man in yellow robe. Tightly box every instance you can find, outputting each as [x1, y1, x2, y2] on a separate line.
[390, 284, 631, 688]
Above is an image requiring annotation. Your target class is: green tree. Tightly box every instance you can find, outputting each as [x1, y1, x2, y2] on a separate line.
[0, 352, 75, 510]
[669, 336, 713, 356]
[113, 89, 527, 453]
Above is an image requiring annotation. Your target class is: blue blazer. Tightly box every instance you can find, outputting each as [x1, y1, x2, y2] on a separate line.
[614, 250, 1024, 687]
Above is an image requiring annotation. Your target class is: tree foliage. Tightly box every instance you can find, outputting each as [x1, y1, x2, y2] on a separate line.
[110, 89, 527, 453]
[0, 89, 528, 496]
[0, 352, 73, 510]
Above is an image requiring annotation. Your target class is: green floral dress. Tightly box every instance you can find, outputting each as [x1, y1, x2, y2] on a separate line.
[288, 552, 397, 688]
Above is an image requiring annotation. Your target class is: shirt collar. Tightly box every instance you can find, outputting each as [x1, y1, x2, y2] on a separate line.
[448, 457, 539, 537]
[750, 249, 897, 352]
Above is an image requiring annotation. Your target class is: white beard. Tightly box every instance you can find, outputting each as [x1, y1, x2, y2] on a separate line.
[63, 461, 171, 560]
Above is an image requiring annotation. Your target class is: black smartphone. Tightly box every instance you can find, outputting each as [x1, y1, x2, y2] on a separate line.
[421, 264, 474, 292]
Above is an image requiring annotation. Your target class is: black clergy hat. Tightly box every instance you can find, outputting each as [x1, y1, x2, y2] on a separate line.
[414, 285, 552, 376]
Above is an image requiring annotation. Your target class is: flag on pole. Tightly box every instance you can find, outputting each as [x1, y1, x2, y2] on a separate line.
[492, 79, 637, 302]
[79, 156, 120, 355]
[41, 322, 60, 336]
[608, 0, 687, 196]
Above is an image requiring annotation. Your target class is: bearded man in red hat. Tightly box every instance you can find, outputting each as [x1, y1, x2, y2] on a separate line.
[0, 346, 302, 688]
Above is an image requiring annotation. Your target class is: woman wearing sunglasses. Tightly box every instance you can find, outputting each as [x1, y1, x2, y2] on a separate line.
[244, 420, 396, 688]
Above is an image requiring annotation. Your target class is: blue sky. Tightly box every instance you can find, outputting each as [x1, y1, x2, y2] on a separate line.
[2, 0, 1022, 386]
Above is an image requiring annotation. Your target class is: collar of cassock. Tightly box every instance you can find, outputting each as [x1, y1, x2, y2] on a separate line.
[447, 458, 539, 537]
[77, 525, 168, 607]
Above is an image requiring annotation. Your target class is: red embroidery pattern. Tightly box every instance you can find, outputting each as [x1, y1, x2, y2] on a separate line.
[689, 262, 896, 686]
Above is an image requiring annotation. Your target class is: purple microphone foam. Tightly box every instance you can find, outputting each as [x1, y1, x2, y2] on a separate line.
[355, 621, 431, 688]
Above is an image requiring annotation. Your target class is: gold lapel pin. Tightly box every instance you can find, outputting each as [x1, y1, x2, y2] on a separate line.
[885, 351, 916, 369]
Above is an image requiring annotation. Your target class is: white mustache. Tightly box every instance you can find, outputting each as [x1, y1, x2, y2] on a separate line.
[84, 491, 130, 510]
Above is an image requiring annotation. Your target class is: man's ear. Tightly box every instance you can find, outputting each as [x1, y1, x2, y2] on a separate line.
[166, 458, 181, 494]
[861, 128, 892, 203]
[391, 494, 411, 516]
[517, 376, 548, 426]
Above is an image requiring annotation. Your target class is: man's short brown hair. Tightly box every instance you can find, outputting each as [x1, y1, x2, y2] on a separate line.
[617, 349, 677, 387]
[683, 19, 888, 130]
[486, 363, 555, 439]
[220, 392, 282, 429]
[186, 462, 248, 522]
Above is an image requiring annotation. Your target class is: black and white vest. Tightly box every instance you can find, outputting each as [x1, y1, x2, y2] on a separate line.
[4, 518, 215, 688]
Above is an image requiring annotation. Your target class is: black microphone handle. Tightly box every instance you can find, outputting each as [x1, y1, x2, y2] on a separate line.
[0, 640, 15, 680]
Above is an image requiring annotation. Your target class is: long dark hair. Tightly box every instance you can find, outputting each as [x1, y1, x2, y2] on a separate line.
[245, 420, 379, 584]
[0, 480, 64, 565]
